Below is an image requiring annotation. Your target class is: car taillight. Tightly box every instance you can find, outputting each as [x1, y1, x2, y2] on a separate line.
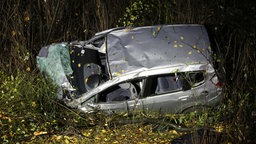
[216, 81, 223, 88]
[211, 75, 223, 88]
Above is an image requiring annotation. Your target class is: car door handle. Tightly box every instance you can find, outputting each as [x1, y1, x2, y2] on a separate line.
[178, 95, 189, 101]
[87, 103, 98, 109]
[201, 91, 209, 96]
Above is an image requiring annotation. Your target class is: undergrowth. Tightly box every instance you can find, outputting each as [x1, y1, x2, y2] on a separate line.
[0, 71, 229, 143]
[0, 71, 89, 143]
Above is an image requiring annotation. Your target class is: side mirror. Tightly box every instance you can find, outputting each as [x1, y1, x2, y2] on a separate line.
[83, 63, 102, 91]
[86, 74, 101, 90]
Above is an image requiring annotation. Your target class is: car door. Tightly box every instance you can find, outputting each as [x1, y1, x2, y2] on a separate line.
[85, 82, 139, 114]
[94, 101, 129, 114]
[132, 73, 196, 113]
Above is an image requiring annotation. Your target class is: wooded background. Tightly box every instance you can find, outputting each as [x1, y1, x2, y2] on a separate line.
[1, 0, 255, 74]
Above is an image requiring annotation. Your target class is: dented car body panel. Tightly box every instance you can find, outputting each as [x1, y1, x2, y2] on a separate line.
[37, 25, 223, 114]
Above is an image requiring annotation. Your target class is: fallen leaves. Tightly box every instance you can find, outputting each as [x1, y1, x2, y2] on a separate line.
[33, 131, 48, 136]
[76, 124, 181, 143]
[50, 135, 79, 143]
[0, 114, 11, 120]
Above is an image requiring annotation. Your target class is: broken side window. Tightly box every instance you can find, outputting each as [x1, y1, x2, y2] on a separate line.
[93, 79, 144, 103]
[183, 71, 205, 87]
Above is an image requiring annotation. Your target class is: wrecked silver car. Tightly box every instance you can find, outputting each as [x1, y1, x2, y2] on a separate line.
[37, 25, 223, 114]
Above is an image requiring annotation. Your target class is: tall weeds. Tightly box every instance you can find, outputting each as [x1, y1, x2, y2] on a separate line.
[0, 0, 128, 73]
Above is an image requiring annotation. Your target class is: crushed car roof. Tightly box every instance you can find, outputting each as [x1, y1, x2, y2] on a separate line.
[105, 25, 212, 77]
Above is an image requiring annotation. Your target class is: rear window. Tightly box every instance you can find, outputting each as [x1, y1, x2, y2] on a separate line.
[185, 71, 205, 87]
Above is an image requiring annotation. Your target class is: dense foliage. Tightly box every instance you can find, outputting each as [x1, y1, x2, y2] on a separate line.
[0, 0, 255, 143]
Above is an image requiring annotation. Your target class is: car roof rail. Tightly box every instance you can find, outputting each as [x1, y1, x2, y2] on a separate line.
[84, 27, 125, 45]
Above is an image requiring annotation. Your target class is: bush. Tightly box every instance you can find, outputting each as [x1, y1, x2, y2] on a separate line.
[0, 71, 54, 141]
